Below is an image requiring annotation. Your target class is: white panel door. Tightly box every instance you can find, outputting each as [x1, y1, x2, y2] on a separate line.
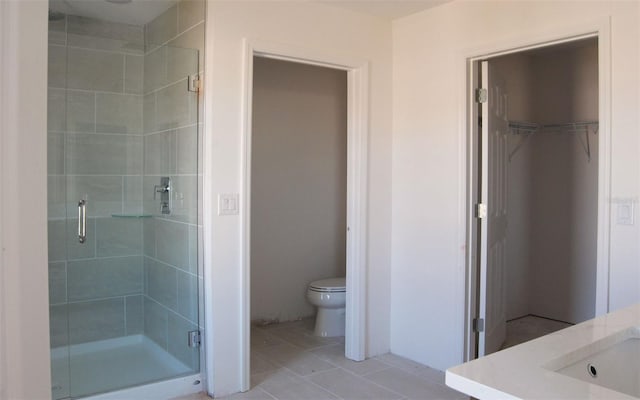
[478, 60, 508, 356]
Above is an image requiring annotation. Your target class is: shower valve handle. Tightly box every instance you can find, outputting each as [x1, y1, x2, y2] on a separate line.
[154, 184, 169, 199]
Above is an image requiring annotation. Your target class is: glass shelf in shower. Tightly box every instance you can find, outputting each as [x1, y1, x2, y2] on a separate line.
[111, 214, 153, 218]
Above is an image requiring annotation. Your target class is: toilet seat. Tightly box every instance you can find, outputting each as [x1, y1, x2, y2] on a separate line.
[309, 277, 346, 293]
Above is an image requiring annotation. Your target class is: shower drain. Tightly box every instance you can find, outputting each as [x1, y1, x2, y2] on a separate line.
[587, 363, 598, 378]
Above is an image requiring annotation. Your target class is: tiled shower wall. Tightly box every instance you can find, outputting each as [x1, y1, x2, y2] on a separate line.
[141, 0, 204, 370]
[47, 0, 204, 371]
[48, 14, 146, 348]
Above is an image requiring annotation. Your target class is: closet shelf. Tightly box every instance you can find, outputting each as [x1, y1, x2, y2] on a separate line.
[508, 121, 599, 162]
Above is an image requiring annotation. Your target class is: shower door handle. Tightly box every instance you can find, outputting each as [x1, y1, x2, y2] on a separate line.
[78, 200, 87, 244]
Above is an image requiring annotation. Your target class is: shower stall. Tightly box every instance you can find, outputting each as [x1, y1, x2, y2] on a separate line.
[47, 2, 203, 398]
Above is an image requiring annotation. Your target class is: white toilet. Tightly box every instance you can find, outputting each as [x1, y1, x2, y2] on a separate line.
[306, 277, 346, 337]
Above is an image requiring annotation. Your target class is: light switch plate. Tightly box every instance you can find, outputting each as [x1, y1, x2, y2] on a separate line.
[218, 193, 239, 216]
[617, 201, 634, 225]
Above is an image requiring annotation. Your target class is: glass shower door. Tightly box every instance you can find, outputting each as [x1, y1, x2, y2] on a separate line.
[48, 16, 201, 398]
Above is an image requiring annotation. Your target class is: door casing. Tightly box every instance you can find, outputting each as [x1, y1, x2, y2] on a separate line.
[238, 39, 370, 391]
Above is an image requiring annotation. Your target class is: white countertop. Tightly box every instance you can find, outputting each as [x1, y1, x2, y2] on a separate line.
[446, 303, 640, 399]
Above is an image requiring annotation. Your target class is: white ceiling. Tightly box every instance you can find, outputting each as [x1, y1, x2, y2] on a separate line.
[48, 0, 449, 26]
[320, 0, 450, 20]
[49, 0, 178, 26]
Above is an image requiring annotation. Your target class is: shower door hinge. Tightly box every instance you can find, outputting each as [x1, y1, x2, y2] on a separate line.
[475, 88, 488, 103]
[476, 203, 487, 219]
[188, 74, 200, 93]
[188, 330, 201, 348]
[473, 318, 485, 333]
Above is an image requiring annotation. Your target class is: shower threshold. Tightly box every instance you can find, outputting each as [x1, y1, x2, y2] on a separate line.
[51, 334, 198, 399]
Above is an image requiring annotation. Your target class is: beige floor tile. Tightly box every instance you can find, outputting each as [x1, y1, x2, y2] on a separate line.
[218, 387, 275, 399]
[502, 316, 571, 349]
[249, 320, 456, 399]
[376, 353, 434, 375]
[252, 370, 280, 388]
[312, 344, 390, 376]
[364, 367, 467, 400]
[251, 329, 285, 350]
[283, 353, 336, 376]
[268, 326, 340, 350]
[257, 319, 311, 332]
[257, 369, 338, 399]
[170, 392, 212, 400]
[308, 368, 402, 400]
[263, 344, 336, 376]
[251, 352, 280, 375]
[255, 341, 303, 358]
[415, 367, 446, 385]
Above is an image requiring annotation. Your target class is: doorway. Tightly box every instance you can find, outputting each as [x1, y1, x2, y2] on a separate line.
[468, 36, 607, 358]
[239, 42, 370, 391]
[250, 57, 347, 327]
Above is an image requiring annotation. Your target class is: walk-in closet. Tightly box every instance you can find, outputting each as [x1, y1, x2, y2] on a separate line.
[491, 38, 599, 348]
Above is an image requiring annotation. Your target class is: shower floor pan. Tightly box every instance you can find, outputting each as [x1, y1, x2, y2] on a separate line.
[51, 334, 192, 399]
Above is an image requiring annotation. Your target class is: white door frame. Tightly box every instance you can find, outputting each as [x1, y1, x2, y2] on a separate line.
[239, 39, 369, 390]
[461, 19, 612, 361]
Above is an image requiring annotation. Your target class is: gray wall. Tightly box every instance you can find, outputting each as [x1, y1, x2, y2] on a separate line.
[250, 57, 347, 322]
[495, 39, 599, 324]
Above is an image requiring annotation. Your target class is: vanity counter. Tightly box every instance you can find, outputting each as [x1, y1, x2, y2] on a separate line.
[446, 303, 640, 399]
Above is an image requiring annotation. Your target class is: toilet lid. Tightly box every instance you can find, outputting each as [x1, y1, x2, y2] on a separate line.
[309, 277, 346, 292]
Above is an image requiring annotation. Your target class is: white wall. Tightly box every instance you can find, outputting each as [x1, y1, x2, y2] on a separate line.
[0, 1, 51, 398]
[392, 1, 640, 370]
[251, 57, 347, 322]
[206, 1, 392, 395]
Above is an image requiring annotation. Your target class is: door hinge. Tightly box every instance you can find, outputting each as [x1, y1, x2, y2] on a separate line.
[475, 88, 488, 103]
[188, 330, 201, 348]
[188, 74, 200, 93]
[473, 318, 485, 333]
[476, 203, 487, 219]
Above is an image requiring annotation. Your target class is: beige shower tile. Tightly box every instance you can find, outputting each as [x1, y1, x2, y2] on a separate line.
[66, 47, 124, 92]
[48, 133, 65, 175]
[48, 45, 66, 88]
[67, 90, 95, 133]
[96, 93, 143, 134]
[145, 257, 178, 310]
[96, 217, 143, 257]
[65, 134, 142, 175]
[67, 256, 142, 301]
[66, 175, 122, 217]
[125, 55, 144, 94]
[49, 262, 67, 304]
[68, 298, 125, 344]
[48, 88, 66, 132]
[178, 0, 204, 34]
[146, 5, 177, 46]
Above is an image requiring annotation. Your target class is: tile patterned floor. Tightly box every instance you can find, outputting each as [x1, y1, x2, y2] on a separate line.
[502, 315, 572, 349]
[174, 319, 468, 400]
